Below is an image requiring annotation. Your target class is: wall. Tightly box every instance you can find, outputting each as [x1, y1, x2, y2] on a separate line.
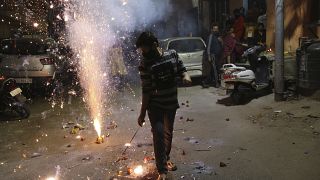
[198, 0, 229, 38]
[229, 0, 243, 13]
[266, 0, 318, 52]
[159, 0, 196, 38]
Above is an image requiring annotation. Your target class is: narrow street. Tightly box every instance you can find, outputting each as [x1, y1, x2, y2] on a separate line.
[1, 86, 319, 180]
[0, 0, 320, 180]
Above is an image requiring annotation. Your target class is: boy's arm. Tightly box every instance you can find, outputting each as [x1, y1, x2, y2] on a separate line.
[175, 51, 192, 85]
[137, 63, 152, 126]
[182, 72, 192, 85]
[138, 92, 150, 126]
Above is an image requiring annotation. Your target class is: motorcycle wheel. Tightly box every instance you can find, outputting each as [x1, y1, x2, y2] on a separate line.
[12, 103, 30, 119]
[231, 91, 244, 105]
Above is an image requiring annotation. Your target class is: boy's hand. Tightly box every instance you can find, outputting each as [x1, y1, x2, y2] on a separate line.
[138, 113, 146, 127]
[182, 72, 192, 86]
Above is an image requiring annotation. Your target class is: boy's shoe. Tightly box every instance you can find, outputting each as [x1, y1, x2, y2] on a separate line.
[157, 172, 173, 180]
[157, 173, 167, 180]
[166, 161, 178, 171]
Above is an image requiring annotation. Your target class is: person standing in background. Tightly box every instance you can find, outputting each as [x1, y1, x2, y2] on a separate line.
[254, 23, 266, 46]
[202, 23, 223, 88]
[232, 9, 245, 42]
[232, 8, 246, 62]
[222, 27, 237, 64]
[110, 41, 128, 90]
[239, 7, 246, 17]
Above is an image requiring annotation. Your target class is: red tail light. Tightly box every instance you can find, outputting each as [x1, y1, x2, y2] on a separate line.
[223, 74, 236, 80]
[223, 74, 231, 80]
[40, 58, 54, 65]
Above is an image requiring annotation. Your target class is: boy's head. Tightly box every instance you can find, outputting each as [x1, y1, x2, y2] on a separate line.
[136, 32, 160, 59]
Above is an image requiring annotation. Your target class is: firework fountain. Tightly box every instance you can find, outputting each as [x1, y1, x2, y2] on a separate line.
[63, 0, 171, 140]
[67, 11, 112, 141]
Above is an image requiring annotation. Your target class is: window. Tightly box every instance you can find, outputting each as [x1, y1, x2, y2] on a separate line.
[168, 39, 205, 53]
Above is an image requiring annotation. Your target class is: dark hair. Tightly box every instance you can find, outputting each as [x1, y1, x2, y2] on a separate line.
[233, 8, 240, 15]
[135, 31, 158, 48]
[257, 23, 264, 28]
[211, 22, 219, 28]
[223, 26, 233, 36]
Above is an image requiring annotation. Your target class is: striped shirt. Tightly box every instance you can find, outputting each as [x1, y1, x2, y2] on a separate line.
[139, 49, 186, 110]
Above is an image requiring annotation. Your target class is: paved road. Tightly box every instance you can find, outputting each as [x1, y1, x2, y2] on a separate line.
[0, 86, 319, 180]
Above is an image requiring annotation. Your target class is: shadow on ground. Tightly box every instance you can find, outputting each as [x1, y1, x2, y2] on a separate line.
[217, 89, 273, 106]
[0, 112, 24, 121]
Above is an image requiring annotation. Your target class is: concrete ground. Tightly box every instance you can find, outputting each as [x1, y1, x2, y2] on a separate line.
[0, 85, 319, 180]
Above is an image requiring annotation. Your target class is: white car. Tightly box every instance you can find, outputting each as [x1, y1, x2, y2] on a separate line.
[0, 38, 56, 88]
[160, 37, 206, 78]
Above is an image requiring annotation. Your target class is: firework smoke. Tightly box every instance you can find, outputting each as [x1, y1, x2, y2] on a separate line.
[65, 0, 171, 136]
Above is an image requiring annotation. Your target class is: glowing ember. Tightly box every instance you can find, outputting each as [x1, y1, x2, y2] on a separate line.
[64, 14, 70, 22]
[124, 143, 131, 147]
[96, 135, 104, 144]
[93, 118, 101, 137]
[122, 0, 128, 6]
[133, 165, 144, 176]
[45, 177, 56, 180]
[76, 135, 81, 139]
[33, 22, 39, 27]
[94, 117, 105, 143]
[127, 168, 133, 175]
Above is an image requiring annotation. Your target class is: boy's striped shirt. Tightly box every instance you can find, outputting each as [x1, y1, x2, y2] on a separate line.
[139, 49, 186, 110]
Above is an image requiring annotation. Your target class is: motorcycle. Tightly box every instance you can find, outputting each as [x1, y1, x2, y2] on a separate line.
[222, 45, 273, 104]
[0, 76, 30, 119]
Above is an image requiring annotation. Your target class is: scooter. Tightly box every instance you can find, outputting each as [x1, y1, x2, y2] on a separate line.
[222, 46, 273, 104]
[0, 76, 30, 119]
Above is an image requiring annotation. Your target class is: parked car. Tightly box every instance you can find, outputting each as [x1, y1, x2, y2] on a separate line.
[160, 37, 206, 78]
[0, 38, 56, 91]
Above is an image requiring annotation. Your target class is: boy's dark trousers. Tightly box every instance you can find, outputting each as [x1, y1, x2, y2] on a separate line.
[147, 106, 176, 174]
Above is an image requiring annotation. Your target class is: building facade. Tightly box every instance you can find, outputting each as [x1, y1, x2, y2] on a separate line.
[266, 0, 320, 52]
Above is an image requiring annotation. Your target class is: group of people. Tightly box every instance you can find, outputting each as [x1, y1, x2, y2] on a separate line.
[202, 8, 267, 88]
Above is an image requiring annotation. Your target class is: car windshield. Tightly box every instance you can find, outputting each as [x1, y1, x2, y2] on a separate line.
[168, 39, 205, 53]
[0, 39, 48, 55]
